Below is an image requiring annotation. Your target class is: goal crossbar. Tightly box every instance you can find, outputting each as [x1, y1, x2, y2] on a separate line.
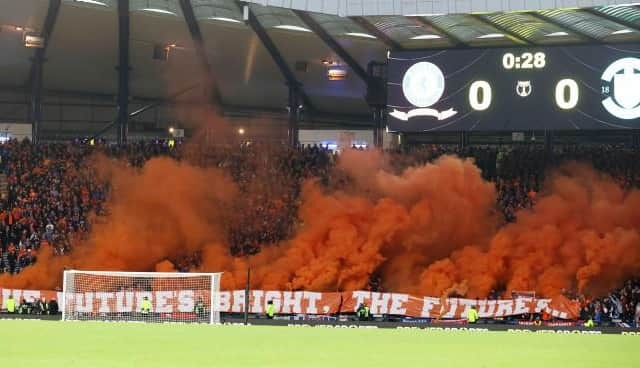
[64, 270, 220, 277]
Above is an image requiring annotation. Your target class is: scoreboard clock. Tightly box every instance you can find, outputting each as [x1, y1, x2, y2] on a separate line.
[386, 44, 640, 132]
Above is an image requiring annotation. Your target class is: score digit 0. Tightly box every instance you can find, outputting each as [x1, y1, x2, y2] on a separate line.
[555, 79, 579, 110]
[469, 81, 492, 111]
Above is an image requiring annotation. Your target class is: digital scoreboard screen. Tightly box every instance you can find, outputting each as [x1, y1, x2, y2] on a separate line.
[387, 44, 640, 132]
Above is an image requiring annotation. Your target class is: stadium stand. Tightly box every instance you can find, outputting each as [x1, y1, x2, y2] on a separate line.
[1, 140, 639, 327]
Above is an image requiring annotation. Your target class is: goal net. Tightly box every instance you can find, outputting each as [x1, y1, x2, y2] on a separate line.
[62, 270, 222, 324]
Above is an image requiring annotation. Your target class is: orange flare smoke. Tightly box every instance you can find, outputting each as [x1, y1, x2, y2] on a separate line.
[2, 151, 639, 299]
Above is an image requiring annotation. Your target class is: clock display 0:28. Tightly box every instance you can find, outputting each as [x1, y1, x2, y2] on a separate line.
[502, 52, 546, 70]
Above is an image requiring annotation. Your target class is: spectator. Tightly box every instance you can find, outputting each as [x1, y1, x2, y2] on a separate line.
[48, 298, 59, 315]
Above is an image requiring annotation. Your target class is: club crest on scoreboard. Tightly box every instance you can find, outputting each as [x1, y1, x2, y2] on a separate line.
[390, 61, 457, 121]
[613, 71, 640, 109]
[601, 57, 640, 120]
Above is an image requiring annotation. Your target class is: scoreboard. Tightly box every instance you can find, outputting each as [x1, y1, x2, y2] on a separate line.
[386, 44, 640, 132]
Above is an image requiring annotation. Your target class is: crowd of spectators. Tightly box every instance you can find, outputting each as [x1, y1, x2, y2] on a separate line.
[0, 140, 334, 271]
[0, 142, 104, 274]
[397, 144, 640, 222]
[217, 143, 333, 256]
[0, 139, 639, 324]
[579, 279, 640, 326]
[1, 140, 639, 263]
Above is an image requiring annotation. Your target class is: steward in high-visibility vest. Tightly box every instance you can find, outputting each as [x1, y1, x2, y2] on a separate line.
[584, 318, 595, 328]
[357, 303, 370, 321]
[141, 297, 152, 315]
[467, 306, 479, 324]
[5, 295, 16, 313]
[266, 300, 275, 319]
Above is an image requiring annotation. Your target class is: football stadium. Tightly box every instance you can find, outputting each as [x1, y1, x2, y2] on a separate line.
[1, 0, 640, 366]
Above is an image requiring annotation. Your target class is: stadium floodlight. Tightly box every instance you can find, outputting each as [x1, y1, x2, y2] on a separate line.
[410, 34, 442, 40]
[62, 270, 222, 324]
[611, 29, 633, 35]
[477, 33, 505, 39]
[208, 17, 242, 24]
[76, 0, 109, 6]
[344, 32, 377, 39]
[24, 34, 45, 48]
[546, 31, 569, 37]
[142, 8, 177, 15]
[327, 66, 347, 80]
[274, 25, 312, 33]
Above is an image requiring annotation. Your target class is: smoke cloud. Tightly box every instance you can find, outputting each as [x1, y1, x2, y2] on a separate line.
[418, 163, 640, 298]
[2, 150, 639, 299]
[0, 155, 237, 290]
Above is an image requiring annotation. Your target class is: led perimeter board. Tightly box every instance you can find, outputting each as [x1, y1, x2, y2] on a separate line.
[387, 44, 640, 132]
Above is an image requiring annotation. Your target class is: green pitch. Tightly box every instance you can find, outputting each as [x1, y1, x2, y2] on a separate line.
[1, 320, 638, 368]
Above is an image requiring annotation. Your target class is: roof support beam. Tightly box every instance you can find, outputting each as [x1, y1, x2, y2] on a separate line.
[582, 8, 640, 32]
[30, 53, 44, 144]
[287, 85, 300, 147]
[293, 10, 374, 88]
[91, 83, 202, 140]
[179, 0, 224, 111]
[29, 0, 61, 144]
[469, 14, 533, 45]
[528, 12, 601, 44]
[350, 16, 403, 51]
[408, 16, 466, 47]
[238, 2, 314, 112]
[117, 0, 130, 145]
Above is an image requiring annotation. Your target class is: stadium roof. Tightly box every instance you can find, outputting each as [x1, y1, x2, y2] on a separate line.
[0, 0, 639, 120]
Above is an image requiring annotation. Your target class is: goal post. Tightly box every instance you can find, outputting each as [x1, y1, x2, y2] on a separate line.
[62, 270, 222, 324]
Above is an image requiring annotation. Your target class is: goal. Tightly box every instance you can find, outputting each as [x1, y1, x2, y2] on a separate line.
[62, 270, 222, 324]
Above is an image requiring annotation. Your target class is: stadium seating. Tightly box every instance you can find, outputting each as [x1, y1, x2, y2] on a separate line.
[0, 139, 639, 325]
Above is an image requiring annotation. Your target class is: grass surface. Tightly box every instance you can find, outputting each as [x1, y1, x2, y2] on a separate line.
[1, 320, 638, 368]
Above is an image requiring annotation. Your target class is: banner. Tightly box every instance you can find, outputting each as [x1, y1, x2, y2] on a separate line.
[545, 295, 581, 320]
[0, 288, 580, 320]
[217, 290, 343, 315]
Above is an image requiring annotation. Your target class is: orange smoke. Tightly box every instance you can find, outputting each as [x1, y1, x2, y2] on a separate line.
[2, 150, 639, 299]
[207, 151, 498, 293]
[418, 163, 640, 298]
[154, 260, 176, 273]
[0, 155, 237, 290]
